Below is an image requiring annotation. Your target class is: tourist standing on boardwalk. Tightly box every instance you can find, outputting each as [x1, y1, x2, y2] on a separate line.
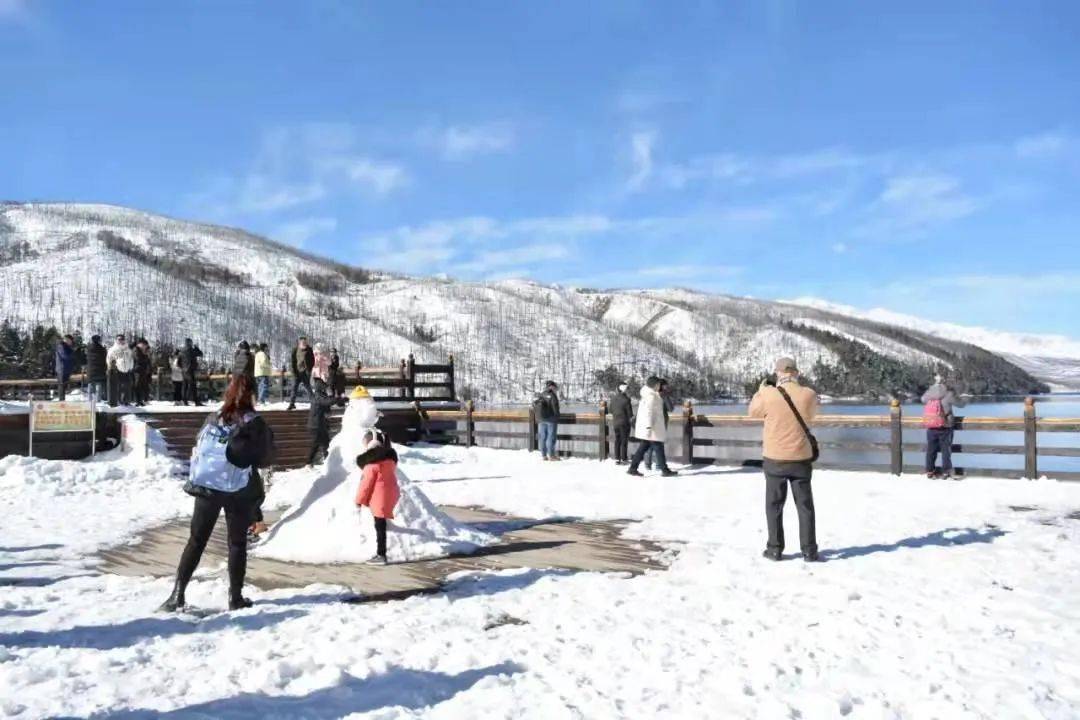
[85, 334, 108, 404]
[921, 374, 967, 479]
[180, 338, 203, 406]
[106, 334, 134, 407]
[306, 377, 346, 466]
[749, 357, 820, 562]
[535, 380, 561, 461]
[627, 376, 677, 477]
[54, 334, 75, 401]
[288, 337, 315, 410]
[254, 343, 273, 405]
[609, 383, 633, 465]
[643, 379, 673, 470]
[329, 347, 345, 398]
[132, 339, 152, 406]
[233, 341, 255, 383]
[312, 342, 332, 386]
[160, 374, 276, 613]
[170, 350, 184, 405]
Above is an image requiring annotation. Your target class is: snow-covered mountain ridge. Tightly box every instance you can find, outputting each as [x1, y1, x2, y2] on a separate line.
[0, 202, 1062, 400]
[788, 298, 1080, 391]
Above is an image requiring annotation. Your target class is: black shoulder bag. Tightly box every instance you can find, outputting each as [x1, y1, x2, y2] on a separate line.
[775, 386, 819, 463]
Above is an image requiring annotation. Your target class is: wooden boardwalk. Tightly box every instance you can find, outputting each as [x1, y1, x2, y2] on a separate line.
[98, 507, 667, 603]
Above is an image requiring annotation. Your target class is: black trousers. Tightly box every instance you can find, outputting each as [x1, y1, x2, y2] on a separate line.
[764, 459, 816, 555]
[182, 373, 199, 405]
[174, 488, 252, 600]
[290, 372, 313, 405]
[926, 428, 954, 474]
[172, 381, 184, 403]
[630, 440, 670, 472]
[613, 426, 630, 462]
[307, 427, 330, 465]
[374, 517, 387, 557]
[109, 370, 131, 407]
[134, 373, 151, 405]
[55, 373, 68, 401]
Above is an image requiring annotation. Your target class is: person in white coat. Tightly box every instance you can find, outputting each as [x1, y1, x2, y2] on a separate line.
[105, 334, 135, 407]
[627, 376, 678, 477]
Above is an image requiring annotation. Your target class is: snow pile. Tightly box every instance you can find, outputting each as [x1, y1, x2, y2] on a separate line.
[255, 396, 494, 564]
[0, 443, 185, 566]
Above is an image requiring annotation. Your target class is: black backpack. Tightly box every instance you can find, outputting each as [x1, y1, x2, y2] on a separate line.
[532, 395, 553, 421]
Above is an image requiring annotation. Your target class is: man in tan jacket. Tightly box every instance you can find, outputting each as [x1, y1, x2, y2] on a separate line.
[748, 357, 820, 562]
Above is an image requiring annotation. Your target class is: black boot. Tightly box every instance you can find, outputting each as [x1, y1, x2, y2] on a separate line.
[229, 595, 253, 611]
[158, 579, 187, 612]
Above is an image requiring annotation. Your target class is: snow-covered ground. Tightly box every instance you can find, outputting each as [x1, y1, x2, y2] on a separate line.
[2, 443, 1080, 718]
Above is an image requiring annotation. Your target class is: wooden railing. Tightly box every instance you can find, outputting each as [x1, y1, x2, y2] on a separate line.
[416, 397, 1080, 481]
[0, 353, 457, 405]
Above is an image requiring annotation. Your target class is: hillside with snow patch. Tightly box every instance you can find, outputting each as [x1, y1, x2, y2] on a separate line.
[0, 202, 1057, 401]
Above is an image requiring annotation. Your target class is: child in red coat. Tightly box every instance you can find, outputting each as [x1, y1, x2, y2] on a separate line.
[355, 431, 401, 565]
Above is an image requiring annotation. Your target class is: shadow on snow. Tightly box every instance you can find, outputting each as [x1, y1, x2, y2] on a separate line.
[824, 525, 1007, 560]
[0, 609, 305, 651]
[86, 661, 525, 719]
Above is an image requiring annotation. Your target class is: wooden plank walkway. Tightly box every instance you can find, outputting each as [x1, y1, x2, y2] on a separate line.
[98, 507, 667, 603]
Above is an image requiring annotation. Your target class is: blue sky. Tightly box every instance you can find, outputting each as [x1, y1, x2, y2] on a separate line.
[2, 1, 1079, 335]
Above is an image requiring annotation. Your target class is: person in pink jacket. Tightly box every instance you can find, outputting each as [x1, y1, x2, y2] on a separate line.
[355, 431, 401, 565]
[311, 342, 332, 385]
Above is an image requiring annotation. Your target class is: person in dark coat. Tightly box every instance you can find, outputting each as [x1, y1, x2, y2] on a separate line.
[232, 341, 255, 383]
[132, 339, 152, 406]
[535, 380, 561, 461]
[287, 337, 315, 410]
[608, 383, 634, 465]
[179, 338, 203, 406]
[306, 377, 346, 466]
[54, 334, 76, 401]
[329, 347, 344, 398]
[84, 334, 108, 403]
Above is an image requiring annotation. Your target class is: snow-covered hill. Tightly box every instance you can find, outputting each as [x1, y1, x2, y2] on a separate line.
[789, 298, 1080, 391]
[0, 202, 1059, 400]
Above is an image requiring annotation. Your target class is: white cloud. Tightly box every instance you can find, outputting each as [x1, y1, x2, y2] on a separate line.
[274, 217, 337, 247]
[187, 126, 409, 219]
[831, 242, 848, 254]
[625, 131, 657, 191]
[336, 158, 410, 196]
[437, 123, 516, 160]
[1015, 132, 1069, 160]
[358, 209, 772, 279]
[856, 173, 977, 239]
[659, 146, 868, 189]
[452, 243, 570, 275]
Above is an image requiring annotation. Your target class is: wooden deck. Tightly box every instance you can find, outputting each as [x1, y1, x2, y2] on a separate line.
[98, 506, 667, 603]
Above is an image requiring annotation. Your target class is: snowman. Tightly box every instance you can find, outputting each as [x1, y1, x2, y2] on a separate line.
[255, 386, 493, 564]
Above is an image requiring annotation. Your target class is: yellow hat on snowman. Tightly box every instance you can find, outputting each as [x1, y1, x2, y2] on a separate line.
[350, 385, 371, 399]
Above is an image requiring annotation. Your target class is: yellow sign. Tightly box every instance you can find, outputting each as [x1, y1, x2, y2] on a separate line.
[30, 401, 95, 433]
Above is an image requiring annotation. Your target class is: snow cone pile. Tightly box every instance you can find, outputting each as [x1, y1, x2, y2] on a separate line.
[255, 388, 494, 564]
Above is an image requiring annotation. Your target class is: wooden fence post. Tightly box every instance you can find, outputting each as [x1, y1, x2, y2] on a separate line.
[155, 367, 164, 402]
[465, 399, 475, 448]
[407, 353, 416, 400]
[1024, 397, 1038, 479]
[682, 400, 694, 466]
[447, 353, 456, 400]
[399, 359, 408, 399]
[890, 398, 903, 476]
[279, 366, 287, 403]
[527, 405, 538, 452]
[598, 400, 609, 461]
